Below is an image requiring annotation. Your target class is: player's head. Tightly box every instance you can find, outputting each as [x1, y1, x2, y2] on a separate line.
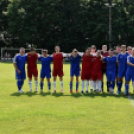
[91, 45, 96, 53]
[132, 48, 134, 55]
[86, 47, 91, 55]
[127, 46, 132, 55]
[55, 46, 60, 52]
[108, 49, 114, 57]
[96, 50, 101, 57]
[30, 47, 36, 55]
[43, 49, 48, 57]
[116, 45, 121, 53]
[72, 48, 77, 56]
[19, 47, 25, 55]
[121, 45, 126, 52]
[102, 45, 107, 52]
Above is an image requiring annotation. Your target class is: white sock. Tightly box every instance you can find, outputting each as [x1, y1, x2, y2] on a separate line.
[90, 80, 93, 89]
[81, 81, 84, 91]
[29, 81, 32, 90]
[61, 81, 63, 90]
[35, 80, 38, 89]
[86, 81, 89, 91]
[93, 81, 96, 90]
[96, 80, 102, 91]
[132, 82, 134, 90]
[53, 81, 56, 90]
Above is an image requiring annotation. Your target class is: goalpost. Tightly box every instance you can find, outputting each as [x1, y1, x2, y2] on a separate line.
[1, 47, 43, 61]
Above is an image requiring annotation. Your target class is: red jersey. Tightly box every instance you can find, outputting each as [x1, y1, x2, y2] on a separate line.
[82, 53, 93, 71]
[101, 51, 108, 70]
[53, 52, 63, 70]
[92, 56, 102, 72]
[27, 53, 38, 69]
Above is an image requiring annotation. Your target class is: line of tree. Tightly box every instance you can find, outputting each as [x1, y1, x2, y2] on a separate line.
[0, 0, 134, 52]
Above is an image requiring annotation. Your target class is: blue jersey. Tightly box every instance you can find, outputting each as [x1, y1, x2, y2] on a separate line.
[117, 52, 129, 72]
[68, 55, 81, 72]
[103, 56, 117, 72]
[13, 54, 27, 71]
[126, 56, 134, 75]
[38, 56, 53, 72]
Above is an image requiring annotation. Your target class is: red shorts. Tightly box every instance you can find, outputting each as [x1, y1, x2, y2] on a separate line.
[53, 69, 64, 77]
[27, 69, 38, 78]
[91, 71, 102, 81]
[81, 70, 92, 80]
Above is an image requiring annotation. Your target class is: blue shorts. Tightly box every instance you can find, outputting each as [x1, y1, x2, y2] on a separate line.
[70, 70, 80, 77]
[40, 71, 51, 79]
[15, 70, 26, 80]
[106, 71, 116, 82]
[126, 74, 134, 82]
[118, 71, 126, 78]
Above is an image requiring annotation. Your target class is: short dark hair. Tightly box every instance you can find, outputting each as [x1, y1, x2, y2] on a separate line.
[31, 47, 36, 51]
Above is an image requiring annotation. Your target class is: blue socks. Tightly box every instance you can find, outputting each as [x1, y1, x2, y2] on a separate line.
[125, 83, 129, 94]
[40, 82, 51, 90]
[111, 81, 115, 89]
[76, 82, 79, 91]
[117, 82, 122, 92]
[17, 80, 24, 91]
[70, 82, 79, 91]
[40, 82, 44, 90]
[70, 82, 73, 91]
[48, 82, 51, 90]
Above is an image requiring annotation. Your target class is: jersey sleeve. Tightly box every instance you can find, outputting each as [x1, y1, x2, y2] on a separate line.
[78, 52, 84, 57]
[127, 56, 130, 63]
[62, 53, 68, 57]
[13, 54, 18, 63]
[38, 56, 42, 61]
[49, 56, 53, 61]
[103, 57, 107, 62]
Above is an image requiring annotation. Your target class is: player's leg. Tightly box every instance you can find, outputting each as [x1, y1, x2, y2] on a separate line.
[70, 76, 74, 93]
[47, 78, 51, 92]
[28, 69, 33, 92]
[76, 76, 79, 93]
[109, 71, 115, 94]
[40, 78, 44, 92]
[117, 71, 123, 94]
[52, 69, 57, 93]
[33, 69, 38, 92]
[106, 71, 110, 92]
[96, 71, 102, 93]
[125, 74, 131, 95]
[59, 76, 63, 93]
[70, 70, 74, 93]
[75, 70, 80, 93]
[81, 71, 86, 94]
[92, 72, 97, 92]
[53, 76, 57, 92]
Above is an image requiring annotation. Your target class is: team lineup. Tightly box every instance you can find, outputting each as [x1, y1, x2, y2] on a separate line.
[13, 45, 134, 95]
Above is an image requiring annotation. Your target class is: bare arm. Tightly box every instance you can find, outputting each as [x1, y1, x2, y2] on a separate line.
[127, 62, 134, 67]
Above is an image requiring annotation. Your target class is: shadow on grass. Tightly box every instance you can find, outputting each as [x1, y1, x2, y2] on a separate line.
[40, 92, 51, 96]
[51, 92, 64, 97]
[10, 91, 134, 99]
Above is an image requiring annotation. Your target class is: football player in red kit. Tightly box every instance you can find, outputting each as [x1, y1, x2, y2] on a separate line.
[92, 50, 103, 93]
[52, 46, 68, 93]
[81, 47, 93, 94]
[101, 45, 109, 92]
[27, 48, 40, 92]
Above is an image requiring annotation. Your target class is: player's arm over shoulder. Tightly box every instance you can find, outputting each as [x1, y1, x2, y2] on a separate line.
[127, 56, 134, 67]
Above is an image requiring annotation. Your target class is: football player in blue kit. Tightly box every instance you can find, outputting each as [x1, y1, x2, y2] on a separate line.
[117, 45, 129, 94]
[68, 49, 82, 93]
[103, 49, 117, 94]
[125, 48, 134, 95]
[13, 47, 27, 93]
[38, 49, 53, 92]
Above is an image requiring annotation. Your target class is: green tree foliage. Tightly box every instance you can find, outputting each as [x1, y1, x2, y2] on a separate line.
[1, 0, 133, 51]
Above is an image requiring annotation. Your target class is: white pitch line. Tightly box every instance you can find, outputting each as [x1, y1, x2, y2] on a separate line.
[128, 95, 134, 108]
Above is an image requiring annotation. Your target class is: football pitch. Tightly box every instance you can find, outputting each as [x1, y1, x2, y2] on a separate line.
[0, 62, 134, 134]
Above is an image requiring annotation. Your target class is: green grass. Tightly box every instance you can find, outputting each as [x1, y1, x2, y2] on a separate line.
[0, 62, 134, 134]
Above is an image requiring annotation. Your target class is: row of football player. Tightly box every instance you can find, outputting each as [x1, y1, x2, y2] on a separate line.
[13, 45, 133, 95]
